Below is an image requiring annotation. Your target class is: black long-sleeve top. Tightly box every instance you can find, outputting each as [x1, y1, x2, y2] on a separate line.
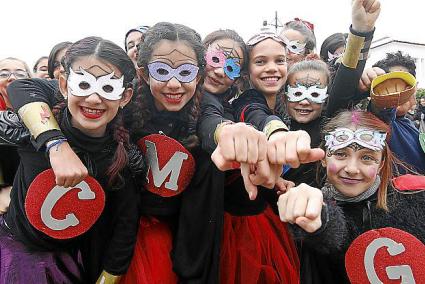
[291, 185, 425, 283]
[6, 79, 141, 283]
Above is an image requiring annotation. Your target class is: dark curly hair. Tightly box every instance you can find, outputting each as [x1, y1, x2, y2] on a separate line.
[373, 50, 416, 77]
[129, 22, 205, 149]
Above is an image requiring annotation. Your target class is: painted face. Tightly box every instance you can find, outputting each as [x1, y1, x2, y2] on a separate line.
[280, 29, 307, 67]
[145, 39, 200, 112]
[60, 57, 132, 137]
[203, 38, 243, 95]
[126, 31, 144, 66]
[249, 38, 287, 99]
[286, 70, 326, 123]
[323, 127, 384, 197]
[53, 48, 68, 79]
[0, 59, 29, 108]
[34, 58, 49, 79]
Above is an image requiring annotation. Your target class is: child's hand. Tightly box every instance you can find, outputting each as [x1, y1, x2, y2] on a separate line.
[277, 183, 323, 233]
[211, 122, 267, 170]
[352, 0, 381, 33]
[267, 130, 325, 168]
[49, 141, 88, 188]
[358, 66, 386, 93]
[275, 177, 295, 195]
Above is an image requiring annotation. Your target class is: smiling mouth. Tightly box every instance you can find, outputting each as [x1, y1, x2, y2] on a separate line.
[80, 106, 105, 119]
[261, 76, 280, 82]
[294, 109, 313, 115]
[207, 76, 223, 86]
[163, 93, 184, 104]
[339, 177, 363, 184]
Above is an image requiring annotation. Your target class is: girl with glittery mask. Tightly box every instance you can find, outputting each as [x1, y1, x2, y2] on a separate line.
[1, 36, 145, 283]
[200, 29, 308, 284]
[278, 110, 425, 283]
[280, 19, 317, 67]
[121, 22, 225, 283]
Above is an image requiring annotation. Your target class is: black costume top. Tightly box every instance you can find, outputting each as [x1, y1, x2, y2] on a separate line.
[291, 181, 425, 283]
[5, 78, 142, 283]
[127, 92, 225, 284]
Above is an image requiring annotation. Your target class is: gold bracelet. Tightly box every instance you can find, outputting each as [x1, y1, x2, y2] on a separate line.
[214, 121, 233, 145]
[342, 32, 365, 69]
[263, 120, 289, 140]
[96, 271, 122, 284]
[18, 102, 60, 139]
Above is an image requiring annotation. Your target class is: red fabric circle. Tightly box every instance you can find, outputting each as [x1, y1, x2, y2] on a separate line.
[25, 169, 105, 239]
[345, 227, 425, 284]
[138, 134, 195, 197]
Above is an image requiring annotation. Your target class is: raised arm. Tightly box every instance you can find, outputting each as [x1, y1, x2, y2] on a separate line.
[326, 0, 381, 116]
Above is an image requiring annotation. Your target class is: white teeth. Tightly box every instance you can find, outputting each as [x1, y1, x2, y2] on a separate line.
[82, 107, 103, 114]
[165, 94, 182, 99]
[262, 77, 279, 81]
[297, 109, 312, 114]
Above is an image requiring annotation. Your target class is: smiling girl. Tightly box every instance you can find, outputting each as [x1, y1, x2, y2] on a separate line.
[278, 110, 425, 283]
[1, 37, 144, 284]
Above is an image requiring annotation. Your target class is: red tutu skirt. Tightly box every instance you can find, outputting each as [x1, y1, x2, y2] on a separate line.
[220, 207, 300, 284]
[120, 217, 178, 284]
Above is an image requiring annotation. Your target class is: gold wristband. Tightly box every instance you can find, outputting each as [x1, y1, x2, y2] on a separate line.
[214, 121, 233, 145]
[18, 102, 60, 139]
[96, 271, 122, 284]
[342, 33, 365, 69]
[263, 120, 289, 140]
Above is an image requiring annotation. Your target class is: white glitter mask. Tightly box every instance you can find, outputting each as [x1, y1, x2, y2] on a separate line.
[286, 84, 328, 104]
[325, 128, 387, 152]
[67, 67, 125, 101]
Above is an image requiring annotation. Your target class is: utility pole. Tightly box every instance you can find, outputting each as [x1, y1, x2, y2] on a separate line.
[263, 11, 283, 33]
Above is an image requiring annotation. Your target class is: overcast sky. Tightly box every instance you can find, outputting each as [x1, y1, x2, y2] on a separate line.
[2, 0, 423, 69]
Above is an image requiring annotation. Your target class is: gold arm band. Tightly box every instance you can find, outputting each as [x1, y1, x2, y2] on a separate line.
[96, 271, 122, 284]
[342, 33, 365, 69]
[18, 102, 60, 139]
[214, 121, 233, 145]
[263, 120, 289, 140]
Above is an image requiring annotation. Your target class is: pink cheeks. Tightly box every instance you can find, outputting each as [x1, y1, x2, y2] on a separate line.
[368, 167, 378, 179]
[328, 163, 338, 174]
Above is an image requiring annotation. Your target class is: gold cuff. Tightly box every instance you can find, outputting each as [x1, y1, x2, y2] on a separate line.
[263, 120, 289, 140]
[342, 33, 365, 69]
[96, 271, 122, 284]
[18, 102, 60, 139]
[214, 121, 233, 145]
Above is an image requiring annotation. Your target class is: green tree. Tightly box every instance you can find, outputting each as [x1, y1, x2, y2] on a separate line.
[417, 88, 425, 99]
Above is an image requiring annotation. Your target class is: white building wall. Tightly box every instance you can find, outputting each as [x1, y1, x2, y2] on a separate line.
[366, 38, 425, 88]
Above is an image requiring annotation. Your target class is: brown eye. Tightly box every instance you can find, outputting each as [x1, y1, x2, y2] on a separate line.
[336, 134, 349, 142]
[102, 85, 114, 93]
[226, 65, 234, 72]
[311, 92, 320, 98]
[291, 45, 297, 50]
[79, 81, 90, 90]
[359, 133, 373, 142]
[179, 70, 191, 77]
[212, 56, 220, 63]
[294, 91, 303, 97]
[157, 68, 169, 75]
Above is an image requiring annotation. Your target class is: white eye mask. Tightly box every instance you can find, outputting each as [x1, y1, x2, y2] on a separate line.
[67, 67, 125, 101]
[325, 128, 387, 152]
[286, 84, 328, 104]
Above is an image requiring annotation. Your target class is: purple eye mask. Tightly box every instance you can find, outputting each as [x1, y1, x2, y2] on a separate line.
[147, 61, 199, 83]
